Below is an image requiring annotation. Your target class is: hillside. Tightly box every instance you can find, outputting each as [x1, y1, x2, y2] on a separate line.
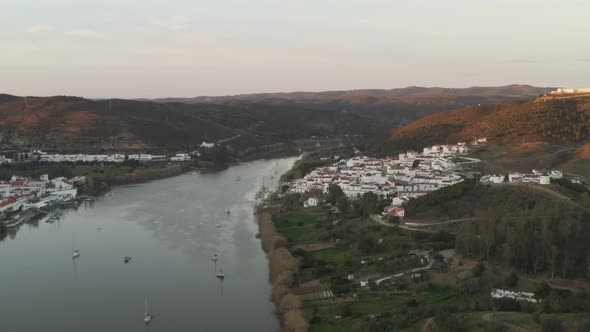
[0, 86, 550, 154]
[378, 95, 590, 152]
[145, 84, 552, 104]
[0, 94, 453, 153]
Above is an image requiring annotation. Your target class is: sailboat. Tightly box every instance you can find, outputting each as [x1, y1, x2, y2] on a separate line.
[143, 297, 152, 324]
[217, 270, 225, 280]
[72, 236, 80, 259]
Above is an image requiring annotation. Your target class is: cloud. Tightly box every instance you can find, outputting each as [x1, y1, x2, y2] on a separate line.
[65, 29, 111, 40]
[499, 58, 557, 64]
[26, 25, 51, 33]
[353, 18, 370, 25]
[182, 33, 206, 42]
[151, 16, 189, 31]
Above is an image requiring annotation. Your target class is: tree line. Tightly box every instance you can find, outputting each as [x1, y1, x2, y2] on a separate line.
[456, 206, 590, 279]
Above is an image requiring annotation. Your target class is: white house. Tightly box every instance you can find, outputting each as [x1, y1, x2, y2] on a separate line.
[52, 177, 73, 190]
[489, 175, 504, 183]
[508, 173, 523, 183]
[304, 197, 320, 208]
[539, 175, 551, 185]
[170, 153, 191, 161]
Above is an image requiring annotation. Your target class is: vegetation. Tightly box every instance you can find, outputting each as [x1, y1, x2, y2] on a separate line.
[380, 96, 590, 155]
[456, 208, 590, 279]
[404, 180, 476, 216]
[258, 210, 308, 332]
[266, 149, 590, 331]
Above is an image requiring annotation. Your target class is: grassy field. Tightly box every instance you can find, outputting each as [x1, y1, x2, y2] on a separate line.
[308, 288, 481, 332]
[272, 208, 326, 244]
[102, 166, 134, 176]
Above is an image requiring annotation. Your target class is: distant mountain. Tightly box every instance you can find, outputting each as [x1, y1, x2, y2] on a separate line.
[374, 94, 590, 154]
[0, 85, 555, 153]
[0, 93, 447, 153]
[143, 85, 553, 104]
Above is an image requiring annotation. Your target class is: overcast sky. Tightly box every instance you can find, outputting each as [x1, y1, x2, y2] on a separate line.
[0, 0, 588, 98]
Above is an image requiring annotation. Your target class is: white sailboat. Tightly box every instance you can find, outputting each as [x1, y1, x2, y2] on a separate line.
[72, 236, 80, 259]
[143, 297, 152, 324]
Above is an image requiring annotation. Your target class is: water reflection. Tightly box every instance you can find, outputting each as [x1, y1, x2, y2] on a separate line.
[0, 157, 296, 332]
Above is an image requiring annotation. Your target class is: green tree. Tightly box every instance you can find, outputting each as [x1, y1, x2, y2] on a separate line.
[327, 184, 345, 206]
[336, 196, 350, 215]
[360, 192, 379, 217]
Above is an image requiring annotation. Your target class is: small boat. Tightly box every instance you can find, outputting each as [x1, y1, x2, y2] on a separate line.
[216, 224, 221, 228]
[124, 256, 132, 264]
[104, 193, 112, 197]
[192, 172, 197, 175]
[226, 210, 230, 215]
[211, 254, 218, 262]
[217, 270, 225, 280]
[235, 176, 241, 181]
[72, 236, 80, 259]
[143, 297, 152, 324]
[97, 226, 103, 231]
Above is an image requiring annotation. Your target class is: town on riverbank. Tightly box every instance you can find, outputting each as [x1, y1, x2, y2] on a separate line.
[258, 140, 590, 331]
[0, 173, 86, 238]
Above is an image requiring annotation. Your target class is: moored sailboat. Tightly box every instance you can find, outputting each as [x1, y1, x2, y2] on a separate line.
[144, 297, 152, 324]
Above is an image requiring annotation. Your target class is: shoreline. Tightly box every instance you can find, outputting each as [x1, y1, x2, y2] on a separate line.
[256, 156, 310, 332]
[257, 208, 308, 332]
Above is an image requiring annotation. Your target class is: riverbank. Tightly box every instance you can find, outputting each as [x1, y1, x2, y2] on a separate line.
[253, 154, 310, 332]
[257, 208, 308, 332]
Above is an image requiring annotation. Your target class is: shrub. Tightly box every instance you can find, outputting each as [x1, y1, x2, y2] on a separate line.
[472, 263, 485, 277]
[505, 272, 519, 288]
[283, 310, 308, 332]
[279, 294, 302, 314]
[542, 319, 562, 332]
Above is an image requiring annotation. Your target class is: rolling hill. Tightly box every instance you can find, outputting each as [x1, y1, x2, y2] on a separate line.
[145, 84, 552, 104]
[0, 85, 554, 154]
[378, 95, 590, 152]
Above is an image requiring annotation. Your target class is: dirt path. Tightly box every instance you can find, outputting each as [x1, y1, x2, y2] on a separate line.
[375, 257, 433, 285]
[405, 217, 480, 227]
[482, 312, 533, 332]
[524, 184, 590, 213]
[422, 317, 434, 332]
[369, 215, 437, 233]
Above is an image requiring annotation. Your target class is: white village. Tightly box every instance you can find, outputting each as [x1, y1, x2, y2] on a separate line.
[289, 138, 566, 219]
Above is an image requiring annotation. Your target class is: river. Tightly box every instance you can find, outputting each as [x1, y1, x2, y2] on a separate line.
[0, 157, 297, 332]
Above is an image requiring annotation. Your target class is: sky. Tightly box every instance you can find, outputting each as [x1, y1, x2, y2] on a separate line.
[0, 0, 589, 98]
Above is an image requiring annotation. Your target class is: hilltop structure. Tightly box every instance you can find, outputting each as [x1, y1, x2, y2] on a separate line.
[549, 88, 590, 95]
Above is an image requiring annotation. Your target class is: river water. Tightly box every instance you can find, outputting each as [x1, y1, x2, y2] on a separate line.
[0, 157, 297, 332]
